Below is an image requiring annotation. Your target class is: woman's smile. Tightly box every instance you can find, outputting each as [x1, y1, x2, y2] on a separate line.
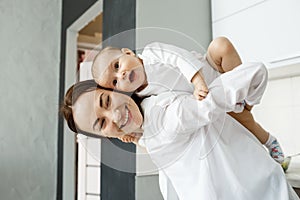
[119, 105, 129, 129]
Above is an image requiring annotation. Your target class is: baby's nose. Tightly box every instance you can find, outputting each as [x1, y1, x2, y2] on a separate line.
[117, 71, 126, 79]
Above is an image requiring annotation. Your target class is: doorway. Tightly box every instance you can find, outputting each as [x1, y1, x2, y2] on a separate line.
[63, 1, 103, 200]
[77, 12, 102, 200]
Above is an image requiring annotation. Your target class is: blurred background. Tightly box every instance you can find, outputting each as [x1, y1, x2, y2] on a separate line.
[0, 0, 299, 199]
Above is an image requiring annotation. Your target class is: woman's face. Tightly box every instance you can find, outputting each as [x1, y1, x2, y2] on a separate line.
[72, 88, 143, 138]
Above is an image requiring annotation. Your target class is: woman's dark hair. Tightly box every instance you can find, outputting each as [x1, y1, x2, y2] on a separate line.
[60, 79, 143, 139]
[60, 79, 103, 138]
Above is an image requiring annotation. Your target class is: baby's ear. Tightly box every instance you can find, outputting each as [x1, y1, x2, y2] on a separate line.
[121, 48, 135, 56]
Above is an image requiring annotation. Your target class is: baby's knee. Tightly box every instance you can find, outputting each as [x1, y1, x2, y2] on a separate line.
[210, 37, 235, 55]
[209, 37, 233, 51]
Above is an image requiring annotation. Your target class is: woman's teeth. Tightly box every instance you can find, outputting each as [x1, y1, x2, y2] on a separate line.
[120, 106, 129, 129]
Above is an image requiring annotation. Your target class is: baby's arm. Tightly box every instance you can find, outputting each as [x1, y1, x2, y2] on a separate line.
[143, 42, 207, 88]
[118, 133, 142, 145]
[143, 42, 212, 100]
[191, 37, 242, 100]
[206, 37, 242, 73]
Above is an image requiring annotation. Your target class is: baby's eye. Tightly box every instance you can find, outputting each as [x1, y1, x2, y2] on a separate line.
[114, 62, 119, 70]
[112, 79, 117, 86]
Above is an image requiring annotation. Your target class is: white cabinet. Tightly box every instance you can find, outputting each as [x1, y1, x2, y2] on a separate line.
[212, 0, 300, 68]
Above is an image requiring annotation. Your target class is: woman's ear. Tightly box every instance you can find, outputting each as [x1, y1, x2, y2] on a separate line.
[121, 48, 135, 56]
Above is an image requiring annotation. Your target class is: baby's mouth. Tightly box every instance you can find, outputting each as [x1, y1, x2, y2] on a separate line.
[120, 105, 129, 129]
[129, 71, 135, 83]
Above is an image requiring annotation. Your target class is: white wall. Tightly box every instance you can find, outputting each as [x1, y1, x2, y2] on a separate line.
[212, 0, 300, 186]
[212, 0, 300, 67]
[253, 69, 300, 157]
[136, 0, 212, 53]
[0, 0, 62, 199]
[252, 66, 300, 189]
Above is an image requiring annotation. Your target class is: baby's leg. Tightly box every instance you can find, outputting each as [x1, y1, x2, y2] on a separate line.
[228, 110, 284, 163]
[206, 37, 285, 163]
[206, 37, 242, 73]
[206, 37, 268, 144]
[228, 110, 269, 144]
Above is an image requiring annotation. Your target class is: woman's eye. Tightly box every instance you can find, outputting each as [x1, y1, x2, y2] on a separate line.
[106, 96, 110, 108]
[100, 119, 105, 129]
[112, 79, 117, 86]
[99, 93, 103, 107]
[114, 62, 119, 69]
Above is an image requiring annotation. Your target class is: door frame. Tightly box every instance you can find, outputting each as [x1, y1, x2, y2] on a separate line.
[63, 1, 103, 200]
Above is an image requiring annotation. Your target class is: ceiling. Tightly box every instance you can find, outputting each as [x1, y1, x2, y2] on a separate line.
[78, 13, 103, 49]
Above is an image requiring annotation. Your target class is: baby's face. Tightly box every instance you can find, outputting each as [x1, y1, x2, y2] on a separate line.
[93, 48, 146, 92]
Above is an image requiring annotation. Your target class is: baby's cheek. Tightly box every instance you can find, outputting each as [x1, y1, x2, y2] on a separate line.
[99, 79, 114, 90]
[104, 83, 112, 89]
[118, 81, 131, 92]
[93, 78, 100, 85]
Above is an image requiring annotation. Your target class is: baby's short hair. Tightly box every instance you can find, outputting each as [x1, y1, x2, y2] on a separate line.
[91, 46, 121, 80]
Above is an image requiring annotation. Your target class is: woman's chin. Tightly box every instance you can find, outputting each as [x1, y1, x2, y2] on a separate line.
[122, 123, 139, 134]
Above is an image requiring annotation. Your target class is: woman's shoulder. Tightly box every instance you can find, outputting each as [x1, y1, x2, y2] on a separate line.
[141, 92, 185, 113]
[142, 92, 193, 133]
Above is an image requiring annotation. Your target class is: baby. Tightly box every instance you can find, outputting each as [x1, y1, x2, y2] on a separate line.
[91, 37, 285, 163]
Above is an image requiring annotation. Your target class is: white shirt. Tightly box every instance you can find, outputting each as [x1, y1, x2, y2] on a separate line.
[139, 63, 299, 200]
[137, 42, 219, 97]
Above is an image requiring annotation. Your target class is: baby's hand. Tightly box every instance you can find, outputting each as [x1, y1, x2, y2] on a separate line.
[191, 71, 209, 100]
[193, 83, 209, 100]
[118, 133, 142, 144]
[118, 133, 136, 143]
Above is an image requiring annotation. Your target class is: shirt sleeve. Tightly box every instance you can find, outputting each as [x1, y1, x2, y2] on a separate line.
[158, 62, 268, 133]
[142, 42, 206, 82]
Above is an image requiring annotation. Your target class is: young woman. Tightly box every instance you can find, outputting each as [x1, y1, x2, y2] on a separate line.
[61, 63, 298, 200]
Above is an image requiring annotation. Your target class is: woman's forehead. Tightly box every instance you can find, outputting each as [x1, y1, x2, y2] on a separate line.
[72, 90, 97, 131]
[73, 89, 102, 117]
[77, 88, 130, 104]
